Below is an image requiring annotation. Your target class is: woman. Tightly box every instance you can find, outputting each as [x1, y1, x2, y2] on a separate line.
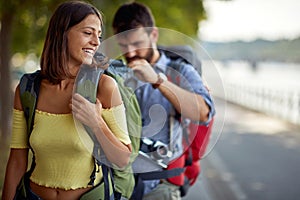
[2, 1, 132, 199]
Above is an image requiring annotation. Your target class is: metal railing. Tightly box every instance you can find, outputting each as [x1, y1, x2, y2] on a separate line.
[224, 81, 300, 125]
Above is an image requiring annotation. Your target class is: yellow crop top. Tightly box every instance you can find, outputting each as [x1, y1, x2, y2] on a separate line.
[10, 104, 131, 190]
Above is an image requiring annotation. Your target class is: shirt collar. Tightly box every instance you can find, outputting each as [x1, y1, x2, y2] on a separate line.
[154, 51, 170, 73]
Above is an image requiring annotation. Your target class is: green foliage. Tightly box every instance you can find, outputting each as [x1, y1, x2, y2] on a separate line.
[93, 0, 206, 38]
[2, 0, 206, 57]
[9, 0, 64, 57]
[12, 7, 49, 56]
[138, 0, 206, 36]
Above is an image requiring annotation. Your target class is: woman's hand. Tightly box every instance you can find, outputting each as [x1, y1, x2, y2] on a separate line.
[70, 78, 131, 168]
[70, 93, 102, 129]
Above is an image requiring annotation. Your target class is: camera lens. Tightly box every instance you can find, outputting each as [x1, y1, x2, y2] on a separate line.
[153, 144, 169, 159]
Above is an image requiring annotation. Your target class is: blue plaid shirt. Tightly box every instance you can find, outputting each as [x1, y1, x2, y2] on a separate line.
[134, 52, 214, 143]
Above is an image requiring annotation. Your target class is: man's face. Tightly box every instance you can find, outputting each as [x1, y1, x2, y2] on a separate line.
[116, 28, 155, 64]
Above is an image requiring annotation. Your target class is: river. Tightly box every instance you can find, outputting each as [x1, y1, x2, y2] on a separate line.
[202, 60, 300, 126]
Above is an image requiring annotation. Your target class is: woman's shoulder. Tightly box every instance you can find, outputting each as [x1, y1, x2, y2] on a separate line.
[98, 74, 121, 108]
[13, 84, 23, 110]
[99, 74, 118, 91]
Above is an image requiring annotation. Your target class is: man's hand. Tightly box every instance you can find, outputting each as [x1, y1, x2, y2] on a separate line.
[127, 59, 158, 84]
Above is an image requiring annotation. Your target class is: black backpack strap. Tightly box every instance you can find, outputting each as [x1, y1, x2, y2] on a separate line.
[138, 168, 184, 180]
[19, 70, 42, 136]
[130, 174, 145, 200]
[102, 164, 110, 200]
[88, 158, 99, 186]
[19, 70, 42, 174]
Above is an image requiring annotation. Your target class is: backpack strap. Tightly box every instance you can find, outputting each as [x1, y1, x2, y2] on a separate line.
[166, 60, 194, 166]
[75, 65, 103, 166]
[75, 64, 103, 103]
[102, 164, 110, 200]
[138, 168, 184, 180]
[19, 70, 42, 174]
[75, 65, 114, 199]
[19, 70, 42, 136]
[158, 45, 202, 76]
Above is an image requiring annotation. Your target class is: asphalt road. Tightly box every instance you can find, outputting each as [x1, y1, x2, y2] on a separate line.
[183, 98, 300, 200]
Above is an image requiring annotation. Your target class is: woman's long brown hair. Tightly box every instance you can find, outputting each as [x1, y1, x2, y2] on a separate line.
[40, 1, 102, 84]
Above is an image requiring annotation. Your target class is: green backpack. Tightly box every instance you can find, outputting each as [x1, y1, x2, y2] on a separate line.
[19, 61, 141, 199]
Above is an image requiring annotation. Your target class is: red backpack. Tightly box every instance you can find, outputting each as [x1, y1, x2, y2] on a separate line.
[160, 45, 215, 196]
[167, 119, 214, 185]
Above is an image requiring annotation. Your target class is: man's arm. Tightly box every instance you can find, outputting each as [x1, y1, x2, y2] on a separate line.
[156, 78, 210, 122]
[128, 59, 211, 122]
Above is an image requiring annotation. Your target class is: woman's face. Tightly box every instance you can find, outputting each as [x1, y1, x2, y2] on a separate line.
[67, 14, 102, 68]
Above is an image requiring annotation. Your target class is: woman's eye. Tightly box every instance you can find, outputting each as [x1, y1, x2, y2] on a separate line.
[84, 32, 92, 35]
[98, 36, 102, 42]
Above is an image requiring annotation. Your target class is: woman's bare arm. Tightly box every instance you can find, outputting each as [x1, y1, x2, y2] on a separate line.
[71, 75, 131, 168]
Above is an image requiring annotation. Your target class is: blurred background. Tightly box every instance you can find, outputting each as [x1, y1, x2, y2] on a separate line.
[1, 0, 300, 199]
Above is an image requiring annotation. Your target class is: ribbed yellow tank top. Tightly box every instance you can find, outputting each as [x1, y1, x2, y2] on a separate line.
[10, 104, 130, 190]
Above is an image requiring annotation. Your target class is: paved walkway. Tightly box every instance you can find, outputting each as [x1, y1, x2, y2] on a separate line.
[183, 98, 300, 200]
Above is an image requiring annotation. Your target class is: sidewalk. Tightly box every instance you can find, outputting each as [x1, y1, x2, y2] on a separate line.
[183, 98, 300, 200]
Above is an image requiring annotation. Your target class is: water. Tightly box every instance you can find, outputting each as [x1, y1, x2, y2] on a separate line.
[215, 60, 300, 92]
[207, 60, 300, 125]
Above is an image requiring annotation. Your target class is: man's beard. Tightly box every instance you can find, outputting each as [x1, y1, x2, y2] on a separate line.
[125, 47, 154, 64]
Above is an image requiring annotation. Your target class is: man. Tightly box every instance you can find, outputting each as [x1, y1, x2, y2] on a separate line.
[112, 2, 215, 200]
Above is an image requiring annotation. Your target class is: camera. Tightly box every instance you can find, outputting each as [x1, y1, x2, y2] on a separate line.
[150, 140, 170, 159]
[139, 138, 173, 168]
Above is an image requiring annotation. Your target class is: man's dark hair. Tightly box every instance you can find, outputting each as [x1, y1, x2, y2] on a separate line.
[112, 2, 155, 34]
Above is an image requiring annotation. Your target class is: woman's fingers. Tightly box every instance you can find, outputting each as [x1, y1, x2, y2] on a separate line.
[71, 94, 102, 127]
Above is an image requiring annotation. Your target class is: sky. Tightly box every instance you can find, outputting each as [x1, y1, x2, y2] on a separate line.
[199, 0, 300, 42]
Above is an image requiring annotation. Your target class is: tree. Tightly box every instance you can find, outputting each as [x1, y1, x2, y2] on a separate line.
[0, 1, 18, 142]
